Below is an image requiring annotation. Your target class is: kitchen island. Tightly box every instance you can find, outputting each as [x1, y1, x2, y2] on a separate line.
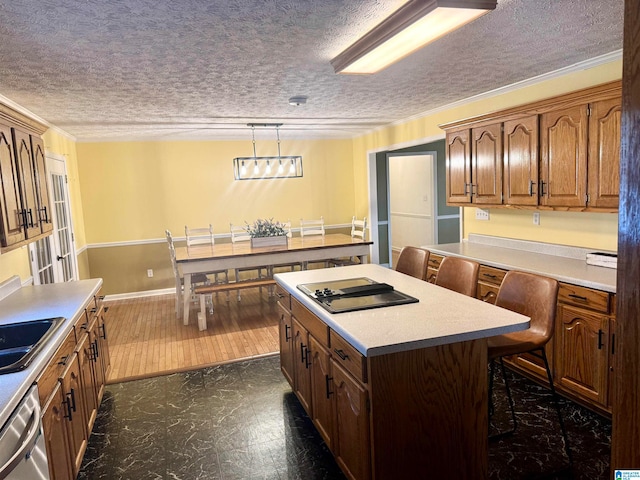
[274, 264, 529, 480]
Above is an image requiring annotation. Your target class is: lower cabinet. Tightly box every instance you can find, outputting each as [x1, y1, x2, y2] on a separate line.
[436, 253, 616, 415]
[278, 293, 488, 479]
[42, 382, 75, 480]
[38, 292, 111, 479]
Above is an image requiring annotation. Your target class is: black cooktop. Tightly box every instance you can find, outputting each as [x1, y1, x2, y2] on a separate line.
[297, 277, 418, 314]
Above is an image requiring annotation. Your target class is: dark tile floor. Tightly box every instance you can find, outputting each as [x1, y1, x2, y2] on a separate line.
[78, 355, 611, 480]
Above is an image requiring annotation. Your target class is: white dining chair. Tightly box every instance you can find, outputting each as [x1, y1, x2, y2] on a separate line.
[185, 224, 229, 285]
[300, 217, 327, 269]
[166, 229, 212, 319]
[329, 216, 367, 267]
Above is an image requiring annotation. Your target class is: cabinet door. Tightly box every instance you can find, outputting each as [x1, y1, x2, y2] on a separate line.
[540, 105, 588, 207]
[446, 129, 472, 204]
[98, 307, 111, 381]
[278, 303, 295, 386]
[77, 329, 98, 430]
[503, 115, 539, 206]
[31, 135, 53, 233]
[0, 122, 26, 247]
[555, 304, 609, 406]
[89, 315, 106, 404]
[292, 318, 312, 414]
[471, 123, 503, 204]
[309, 335, 333, 450]
[61, 352, 88, 475]
[332, 360, 370, 480]
[588, 97, 621, 209]
[42, 382, 75, 480]
[608, 317, 617, 408]
[12, 128, 41, 238]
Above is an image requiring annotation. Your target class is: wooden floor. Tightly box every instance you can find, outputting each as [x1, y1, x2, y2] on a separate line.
[104, 288, 280, 383]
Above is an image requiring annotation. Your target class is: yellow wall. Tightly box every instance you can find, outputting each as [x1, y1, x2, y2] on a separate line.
[353, 59, 622, 251]
[76, 138, 355, 243]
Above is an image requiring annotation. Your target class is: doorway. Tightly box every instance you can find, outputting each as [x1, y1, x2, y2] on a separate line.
[388, 153, 436, 264]
[29, 152, 78, 284]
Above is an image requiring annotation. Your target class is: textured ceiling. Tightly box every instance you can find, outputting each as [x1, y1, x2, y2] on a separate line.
[0, 0, 623, 141]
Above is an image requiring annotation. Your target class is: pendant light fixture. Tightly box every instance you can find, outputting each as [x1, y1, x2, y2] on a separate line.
[233, 123, 303, 180]
[331, 0, 497, 74]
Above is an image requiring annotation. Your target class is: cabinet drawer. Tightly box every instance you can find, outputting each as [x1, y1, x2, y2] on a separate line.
[330, 331, 367, 383]
[37, 329, 76, 405]
[292, 298, 329, 347]
[558, 283, 610, 313]
[428, 254, 443, 269]
[478, 265, 507, 286]
[275, 284, 291, 311]
[477, 282, 499, 304]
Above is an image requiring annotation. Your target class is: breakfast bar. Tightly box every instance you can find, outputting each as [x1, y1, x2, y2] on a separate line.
[274, 264, 530, 479]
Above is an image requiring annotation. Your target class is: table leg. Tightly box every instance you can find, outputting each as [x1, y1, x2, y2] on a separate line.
[183, 273, 192, 325]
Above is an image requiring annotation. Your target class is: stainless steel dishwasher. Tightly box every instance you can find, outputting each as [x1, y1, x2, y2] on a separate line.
[0, 384, 50, 480]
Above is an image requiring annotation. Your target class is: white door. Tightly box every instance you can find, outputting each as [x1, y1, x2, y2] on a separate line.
[388, 153, 436, 259]
[29, 153, 77, 284]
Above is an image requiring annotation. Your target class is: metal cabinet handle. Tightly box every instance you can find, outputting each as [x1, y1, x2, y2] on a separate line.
[333, 348, 349, 361]
[568, 293, 588, 302]
[100, 322, 108, 340]
[62, 395, 73, 421]
[69, 388, 77, 412]
[325, 375, 333, 399]
[528, 180, 535, 196]
[598, 329, 604, 350]
[27, 209, 34, 227]
[284, 324, 291, 342]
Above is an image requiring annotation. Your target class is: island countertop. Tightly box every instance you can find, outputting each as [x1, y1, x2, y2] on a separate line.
[274, 263, 529, 357]
[0, 278, 102, 430]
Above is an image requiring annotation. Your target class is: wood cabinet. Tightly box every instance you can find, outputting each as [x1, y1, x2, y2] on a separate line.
[37, 291, 111, 479]
[431, 253, 616, 415]
[0, 104, 51, 251]
[441, 81, 622, 211]
[540, 105, 589, 207]
[587, 97, 621, 208]
[554, 283, 615, 410]
[472, 123, 503, 205]
[42, 382, 75, 480]
[426, 253, 443, 284]
[503, 115, 539, 206]
[445, 128, 472, 204]
[278, 290, 488, 479]
[278, 302, 295, 386]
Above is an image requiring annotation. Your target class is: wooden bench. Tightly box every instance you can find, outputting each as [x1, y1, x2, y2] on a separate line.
[193, 278, 277, 331]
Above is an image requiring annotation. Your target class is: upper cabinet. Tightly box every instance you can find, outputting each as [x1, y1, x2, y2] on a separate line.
[0, 104, 51, 251]
[441, 81, 622, 212]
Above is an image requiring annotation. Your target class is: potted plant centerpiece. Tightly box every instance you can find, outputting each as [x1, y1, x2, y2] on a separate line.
[245, 218, 289, 248]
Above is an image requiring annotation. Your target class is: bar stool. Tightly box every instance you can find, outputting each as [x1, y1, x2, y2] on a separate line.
[395, 246, 430, 281]
[434, 256, 479, 297]
[487, 270, 572, 469]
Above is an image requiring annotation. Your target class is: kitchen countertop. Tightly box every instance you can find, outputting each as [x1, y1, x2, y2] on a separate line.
[424, 234, 617, 293]
[274, 263, 529, 357]
[0, 278, 103, 429]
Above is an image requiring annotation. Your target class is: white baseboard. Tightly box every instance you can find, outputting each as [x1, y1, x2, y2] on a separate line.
[104, 287, 175, 302]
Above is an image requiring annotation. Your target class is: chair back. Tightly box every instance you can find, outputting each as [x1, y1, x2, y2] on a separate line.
[435, 256, 480, 297]
[495, 271, 559, 342]
[351, 217, 367, 240]
[282, 220, 293, 238]
[300, 217, 325, 237]
[230, 223, 251, 243]
[185, 224, 215, 249]
[395, 247, 430, 280]
[165, 230, 181, 283]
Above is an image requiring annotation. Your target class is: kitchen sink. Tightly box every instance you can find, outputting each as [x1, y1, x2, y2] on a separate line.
[0, 317, 66, 374]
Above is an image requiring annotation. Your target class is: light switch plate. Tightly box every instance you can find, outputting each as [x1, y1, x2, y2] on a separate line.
[475, 208, 490, 221]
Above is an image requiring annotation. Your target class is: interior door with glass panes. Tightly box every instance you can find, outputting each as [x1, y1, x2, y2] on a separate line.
[29, 153, 77, 284]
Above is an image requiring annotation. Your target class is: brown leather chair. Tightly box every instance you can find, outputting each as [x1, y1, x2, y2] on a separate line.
[395, 247, 429, 280]
[434, 256, 479, 297]
[488, 271, 572, 466]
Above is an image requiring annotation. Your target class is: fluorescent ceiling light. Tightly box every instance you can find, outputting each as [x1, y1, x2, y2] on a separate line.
[331, 0, 496, 74]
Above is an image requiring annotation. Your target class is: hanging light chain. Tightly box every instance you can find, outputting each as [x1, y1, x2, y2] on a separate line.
[251, 125, 257, 158]
[276, 125, 282, 159]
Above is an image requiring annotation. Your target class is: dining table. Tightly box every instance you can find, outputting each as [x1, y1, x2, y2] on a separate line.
[174, 233, 372, 325]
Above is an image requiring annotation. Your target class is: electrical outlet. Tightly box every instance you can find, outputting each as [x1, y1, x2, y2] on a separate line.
[533, 212, 540, 225]
[147, 269, 154, 278]
[475, 208, 490, 221]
